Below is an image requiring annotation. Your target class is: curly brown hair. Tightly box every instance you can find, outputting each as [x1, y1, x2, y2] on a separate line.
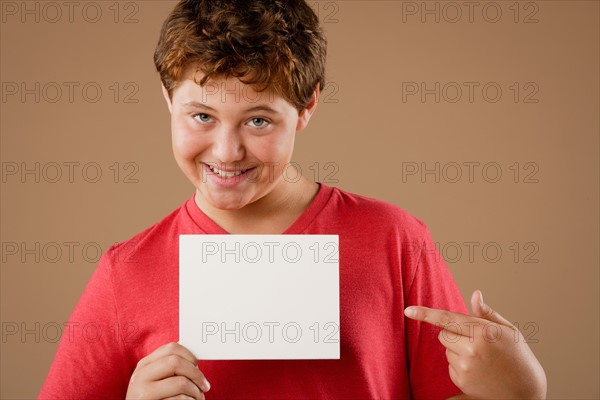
[153, 0, 327, 111]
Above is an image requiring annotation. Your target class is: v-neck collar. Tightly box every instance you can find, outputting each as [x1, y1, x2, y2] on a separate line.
[184, 182, 334, 234]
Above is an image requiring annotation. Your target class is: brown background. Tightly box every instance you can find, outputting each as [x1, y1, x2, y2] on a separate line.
[1, 1, 598, 398]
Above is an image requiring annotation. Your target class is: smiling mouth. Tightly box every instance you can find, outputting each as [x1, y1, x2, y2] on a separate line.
[207, 164, 254, 178]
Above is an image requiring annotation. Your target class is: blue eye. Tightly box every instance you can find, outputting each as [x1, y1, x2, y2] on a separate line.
[194, 113, 212, 123]
[249, 117, 269, 127]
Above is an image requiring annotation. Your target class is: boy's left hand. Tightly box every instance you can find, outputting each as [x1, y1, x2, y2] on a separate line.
[404, 290, 547, 399]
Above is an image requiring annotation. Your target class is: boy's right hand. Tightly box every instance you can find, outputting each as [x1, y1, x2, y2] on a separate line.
[126, 342, 211, 400]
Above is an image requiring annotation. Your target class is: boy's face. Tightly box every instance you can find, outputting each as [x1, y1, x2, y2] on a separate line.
[162, 65, 318, 211]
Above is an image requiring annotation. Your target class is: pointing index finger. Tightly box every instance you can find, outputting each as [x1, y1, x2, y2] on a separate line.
[404, 306, 483, 338]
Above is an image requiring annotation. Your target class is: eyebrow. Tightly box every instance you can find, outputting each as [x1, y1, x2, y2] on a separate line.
[183, 101, 280, 114]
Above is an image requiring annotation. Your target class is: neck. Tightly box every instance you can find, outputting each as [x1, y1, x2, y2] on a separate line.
[195, 177, 319, 234]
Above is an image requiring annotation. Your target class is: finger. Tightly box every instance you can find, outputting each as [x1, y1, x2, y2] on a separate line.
[163, 396, 198, 400]
[150, 376, 204, 400]
[445, 346, 459, 360]
[445, 345, 461, 367]
[141, 354, 210, 392]
[438, 328, 478, 356]
[138, 342, 199, 370]
[444, 341, 476, 388]
[448, 363, 463, 391]
[404, 306, 483, 338]
[471, 290, 516, 329]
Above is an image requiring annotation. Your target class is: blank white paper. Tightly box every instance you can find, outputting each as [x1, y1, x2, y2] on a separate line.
[179, 234, 340, 360]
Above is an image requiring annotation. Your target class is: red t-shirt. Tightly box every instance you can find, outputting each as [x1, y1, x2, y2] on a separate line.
[38, 183, 468, 399]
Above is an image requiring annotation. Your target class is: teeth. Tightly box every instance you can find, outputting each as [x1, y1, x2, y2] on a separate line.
[209, 165, 246, 178]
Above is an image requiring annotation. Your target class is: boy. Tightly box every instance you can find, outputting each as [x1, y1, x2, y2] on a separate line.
[39, 0, 546, 398]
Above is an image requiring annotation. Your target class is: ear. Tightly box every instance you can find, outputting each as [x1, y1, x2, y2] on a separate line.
[296, 84, 320, 132]
[161, 82, 173, 114]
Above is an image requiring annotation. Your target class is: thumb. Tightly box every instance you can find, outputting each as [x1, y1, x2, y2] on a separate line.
[471, 290, 516, 329]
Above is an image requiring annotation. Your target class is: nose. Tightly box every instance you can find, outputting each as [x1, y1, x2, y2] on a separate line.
[211, 124, 245, 164]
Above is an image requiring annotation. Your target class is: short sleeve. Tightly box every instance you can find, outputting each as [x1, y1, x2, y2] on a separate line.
[38, 249, 133, 399]
[405, 226, 469, 400]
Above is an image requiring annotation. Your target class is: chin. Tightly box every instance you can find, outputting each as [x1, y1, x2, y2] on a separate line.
[211, 201, 247, 211]
[200, 189, 251, 211]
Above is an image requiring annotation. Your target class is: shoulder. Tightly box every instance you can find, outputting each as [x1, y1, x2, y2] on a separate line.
[102, 198, 189, 265]
[328, 185, 428, 238]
